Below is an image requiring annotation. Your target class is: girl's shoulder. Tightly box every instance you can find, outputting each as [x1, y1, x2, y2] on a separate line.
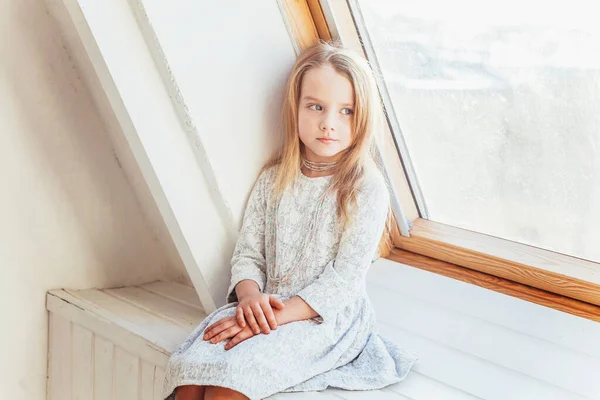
[252, 164, 280, 197]
[357, 164, 389, 204]
[257, 164, 279, 186]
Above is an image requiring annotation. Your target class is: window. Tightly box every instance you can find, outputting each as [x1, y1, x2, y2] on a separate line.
[315, 0, 600, 306]
[353, 0, 600, 263]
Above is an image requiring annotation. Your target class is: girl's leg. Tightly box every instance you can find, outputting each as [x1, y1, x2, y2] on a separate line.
[175, 384, 206, 400]
[204, 386, 249, 400]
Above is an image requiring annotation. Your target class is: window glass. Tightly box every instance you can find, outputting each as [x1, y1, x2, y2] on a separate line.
[356, 0, 600, 262]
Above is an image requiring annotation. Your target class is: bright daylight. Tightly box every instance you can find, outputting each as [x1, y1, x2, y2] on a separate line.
[2, 1, 599, 399]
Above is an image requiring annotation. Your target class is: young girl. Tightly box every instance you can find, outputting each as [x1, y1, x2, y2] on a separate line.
[162, 40, 418, 400]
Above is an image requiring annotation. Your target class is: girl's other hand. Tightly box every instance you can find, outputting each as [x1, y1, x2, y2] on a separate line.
[224, 323, 258, 350]
[203, 316, 242, 343]
[236, 293, 285, 335]
[202, 316, 258, 351]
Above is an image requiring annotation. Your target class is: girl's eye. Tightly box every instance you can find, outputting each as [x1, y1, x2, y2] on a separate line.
[341, 108, 353, 115]
[309, 104, 322, 111]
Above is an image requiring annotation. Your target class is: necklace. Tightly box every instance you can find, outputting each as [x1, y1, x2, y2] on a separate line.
[266, 176, 331, 289]
[302, 158, 338, 172]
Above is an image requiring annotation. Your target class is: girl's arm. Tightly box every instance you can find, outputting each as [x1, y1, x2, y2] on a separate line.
[226, 169, 270, 304]
[291, 172, 390, 323]
[234, 279, 261, 301]
[273, 296, 319, 325]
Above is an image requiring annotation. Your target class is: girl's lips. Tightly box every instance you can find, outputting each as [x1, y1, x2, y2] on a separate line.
[317, 138, 336, 144]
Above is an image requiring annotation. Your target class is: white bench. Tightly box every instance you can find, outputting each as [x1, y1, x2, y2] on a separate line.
[46, 259, 600, 400]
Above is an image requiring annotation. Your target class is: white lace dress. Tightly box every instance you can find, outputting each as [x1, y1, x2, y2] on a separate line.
[162, 164, 418, 399]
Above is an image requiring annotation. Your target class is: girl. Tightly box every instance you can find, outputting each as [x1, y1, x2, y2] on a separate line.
[163, 40, 418, 400]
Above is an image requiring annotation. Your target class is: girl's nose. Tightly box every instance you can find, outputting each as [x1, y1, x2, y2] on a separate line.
[320, 115, 335, 132]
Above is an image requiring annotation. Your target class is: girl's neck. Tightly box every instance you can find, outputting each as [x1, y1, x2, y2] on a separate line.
[300, 165, 335, 178]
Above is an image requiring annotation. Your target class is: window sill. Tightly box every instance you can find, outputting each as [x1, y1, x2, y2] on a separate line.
[393, 218, 600, 309]
[387, 245, 600, 323]
[369, 256, 600, 398]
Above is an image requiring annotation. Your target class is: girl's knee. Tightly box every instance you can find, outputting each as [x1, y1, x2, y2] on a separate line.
[204, 385, 249, 400]
[175, 384, 206, 400]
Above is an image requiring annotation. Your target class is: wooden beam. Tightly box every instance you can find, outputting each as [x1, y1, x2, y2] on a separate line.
[278, 0, 332, 52]
[278, 0, 319, 52]
[388, 248, 600, 323]
[306, 0, 332, 40]
[396, 218, 600, 307]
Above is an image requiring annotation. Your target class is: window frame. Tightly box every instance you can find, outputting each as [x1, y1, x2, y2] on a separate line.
[280, 0, 600, 310]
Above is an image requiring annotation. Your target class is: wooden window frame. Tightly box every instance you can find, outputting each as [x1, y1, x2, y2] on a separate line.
[279, 0, 600, 318]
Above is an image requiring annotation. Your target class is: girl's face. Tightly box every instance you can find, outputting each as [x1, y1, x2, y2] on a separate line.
[297, 65, 354, 162]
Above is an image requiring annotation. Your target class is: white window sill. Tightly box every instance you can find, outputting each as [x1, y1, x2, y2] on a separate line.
[46, 257, 600, 399]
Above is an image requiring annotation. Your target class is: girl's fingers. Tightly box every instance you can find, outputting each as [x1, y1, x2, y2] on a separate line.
[224, 329, 252, 350]
[210, 326, 240, 344]
[262, 303, 278, 330]
[251, 303, 270, 334]
[235, 306, 246, 328]
[204, 320, 223, 333]
[243, 307, 261, 335]
[269, 296, 285, 310]
[204, 316, 233, 334]
[204, 318, 236, 340]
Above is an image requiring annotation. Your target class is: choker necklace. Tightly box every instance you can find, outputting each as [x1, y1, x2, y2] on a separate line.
[302, 158, 339, 172]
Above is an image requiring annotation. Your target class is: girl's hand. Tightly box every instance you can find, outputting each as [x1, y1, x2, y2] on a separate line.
[203, 316, 244, 343]
[202, 316, 257, 350]
[225, 323, 258, 350]
[236, 293, 285, 335]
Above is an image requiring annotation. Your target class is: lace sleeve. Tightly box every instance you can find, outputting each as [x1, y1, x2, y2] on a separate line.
[225, 169, 270, 303]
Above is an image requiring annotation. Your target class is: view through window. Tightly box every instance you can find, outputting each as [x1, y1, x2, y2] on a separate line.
[354, 0, 600, 263]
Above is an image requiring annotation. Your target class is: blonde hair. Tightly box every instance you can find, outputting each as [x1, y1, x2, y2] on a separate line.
[261, 39, 399, 258]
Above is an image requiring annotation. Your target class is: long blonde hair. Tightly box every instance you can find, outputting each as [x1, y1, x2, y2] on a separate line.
[261, 39, 399, 258]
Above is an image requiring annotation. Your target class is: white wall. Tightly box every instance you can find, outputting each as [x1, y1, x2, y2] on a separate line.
[138, 0, 295, 225]
[1, 0, 300, 398]
[0, 0, 188, 398]
[49, 0, 300, 312]
[132, 0, 297, 301]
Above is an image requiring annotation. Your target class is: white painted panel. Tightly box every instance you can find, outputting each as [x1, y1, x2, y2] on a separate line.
[48, 313, 73, 400]
[140, 360, 156, 400]
[368, 259, 600, 358]
[268, 391, 345, 399]
[104, 286, 206, 329]
[328, 387, 411, 399]
[72, 325, 94, 399]
[47, 292, 170, 366]
[137, 0, 294, 230]
[69, 288, 189, 352]
[3, 0, 180, 396]
[140, 281, 203, 310]
[48, 268, 600, 400]
[377, 323, 586, 400]
[380, 388, 413, 399]
[154, 366, 165, 400]
[114, 347, 139, 400]
[370, 285, 600, 398]
[389, 371, 479, 400]
[93, 336, 114, 400]
[60, 0, 219, 313]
